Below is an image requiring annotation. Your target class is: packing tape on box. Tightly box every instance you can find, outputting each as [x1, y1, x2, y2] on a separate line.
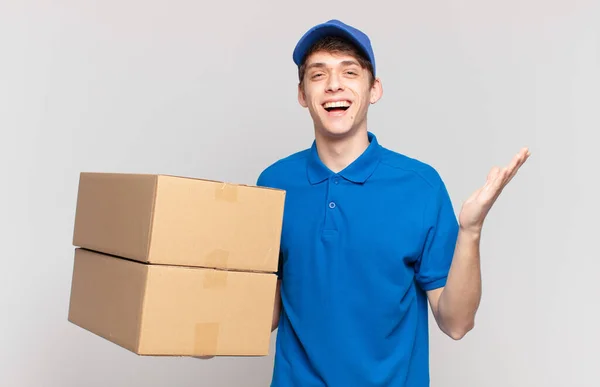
[194, 323, 220, 355]
[205, 249, 229, 269]
[205, 249, 229, 268]
[214, 183, 238, 202]
[203, 269, 228, 288]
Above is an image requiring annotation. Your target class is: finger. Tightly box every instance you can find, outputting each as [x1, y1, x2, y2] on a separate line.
[481, 148, 530, 201]
[506, 149, 526, 173]
[486, 166, 509, 197]
[505, 149, 530, 185]
[493, 148, 526, 183]
[486, 166, 502, 184]
[497, 148, 528, 185]
[498, 167, 510, 186]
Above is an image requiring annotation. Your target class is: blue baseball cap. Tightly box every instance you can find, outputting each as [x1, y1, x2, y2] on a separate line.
[292, 19, 376, 76]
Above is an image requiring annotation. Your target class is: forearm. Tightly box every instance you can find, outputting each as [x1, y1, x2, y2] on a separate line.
[437, 227, 482, 339]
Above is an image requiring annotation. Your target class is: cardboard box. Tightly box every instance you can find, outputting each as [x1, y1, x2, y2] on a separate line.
[72, 172, 285, 272]
[68, 172, 285, 356]
[68, 248, 277, 356]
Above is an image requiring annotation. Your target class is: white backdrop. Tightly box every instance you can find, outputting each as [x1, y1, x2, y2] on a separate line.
[1, 1, 598, 386]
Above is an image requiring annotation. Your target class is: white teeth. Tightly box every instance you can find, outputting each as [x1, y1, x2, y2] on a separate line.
[323, 101, 351, 109]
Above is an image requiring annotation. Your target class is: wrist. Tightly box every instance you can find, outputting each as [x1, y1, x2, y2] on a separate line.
[459, 225, 482, 241]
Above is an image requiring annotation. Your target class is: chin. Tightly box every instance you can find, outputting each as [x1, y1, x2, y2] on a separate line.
[317, 125, 355, 139]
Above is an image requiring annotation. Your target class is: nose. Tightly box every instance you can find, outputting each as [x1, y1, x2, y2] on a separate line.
[325, 72, 343, 92]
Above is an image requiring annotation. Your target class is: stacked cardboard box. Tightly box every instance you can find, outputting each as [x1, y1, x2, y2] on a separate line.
[67, 172, 285, 356]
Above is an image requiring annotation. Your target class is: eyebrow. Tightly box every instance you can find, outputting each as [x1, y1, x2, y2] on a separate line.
[306, 60, 361, 70]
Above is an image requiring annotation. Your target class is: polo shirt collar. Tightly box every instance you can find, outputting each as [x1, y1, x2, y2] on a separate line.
[307, 131, 381, 185]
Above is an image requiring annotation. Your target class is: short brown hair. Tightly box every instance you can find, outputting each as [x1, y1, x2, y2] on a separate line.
[297, 35, 375, 87]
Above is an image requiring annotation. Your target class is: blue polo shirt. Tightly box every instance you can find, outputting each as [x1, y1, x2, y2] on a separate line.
[256, 132, 459, 387]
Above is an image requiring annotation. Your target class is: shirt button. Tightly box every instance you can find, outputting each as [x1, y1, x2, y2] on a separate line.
[334, 178, 339, 184]
[329, 202, 336, 209]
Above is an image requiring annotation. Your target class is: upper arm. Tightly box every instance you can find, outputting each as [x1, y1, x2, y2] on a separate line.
[416, 177, 458, 326]
[414, 179, 458, 294]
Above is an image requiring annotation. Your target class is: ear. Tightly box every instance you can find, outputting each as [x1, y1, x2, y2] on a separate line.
[370, 77, 383, 104]
[298, 83, 308, 108]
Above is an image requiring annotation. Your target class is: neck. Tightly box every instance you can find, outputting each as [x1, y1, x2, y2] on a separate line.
[314, 128, 370, 173]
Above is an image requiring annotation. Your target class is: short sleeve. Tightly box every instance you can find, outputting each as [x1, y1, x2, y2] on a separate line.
[415, 180, 459, 291]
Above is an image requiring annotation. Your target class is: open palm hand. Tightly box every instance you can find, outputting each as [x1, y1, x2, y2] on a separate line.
[459, 147, 531, 234]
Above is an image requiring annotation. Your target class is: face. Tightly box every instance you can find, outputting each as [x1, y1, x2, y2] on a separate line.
[298, 50, 382, 139]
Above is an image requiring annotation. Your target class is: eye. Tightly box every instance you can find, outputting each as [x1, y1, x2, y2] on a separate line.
[311, 73, 324, 79]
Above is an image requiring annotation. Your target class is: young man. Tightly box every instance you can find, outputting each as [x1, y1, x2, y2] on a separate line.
[256, 19, 530, 387]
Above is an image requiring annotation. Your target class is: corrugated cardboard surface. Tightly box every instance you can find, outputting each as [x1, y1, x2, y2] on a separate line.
[72, 172, 285, 272]
[72, 173, 156, 263]
[68, 248, 277, 356]
[68, 247, 147, 353]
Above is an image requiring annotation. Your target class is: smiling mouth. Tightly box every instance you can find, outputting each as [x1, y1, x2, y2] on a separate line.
[322, 100, 351, 113]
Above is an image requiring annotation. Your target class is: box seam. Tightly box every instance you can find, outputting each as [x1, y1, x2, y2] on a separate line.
[76, 248, 276, 274]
